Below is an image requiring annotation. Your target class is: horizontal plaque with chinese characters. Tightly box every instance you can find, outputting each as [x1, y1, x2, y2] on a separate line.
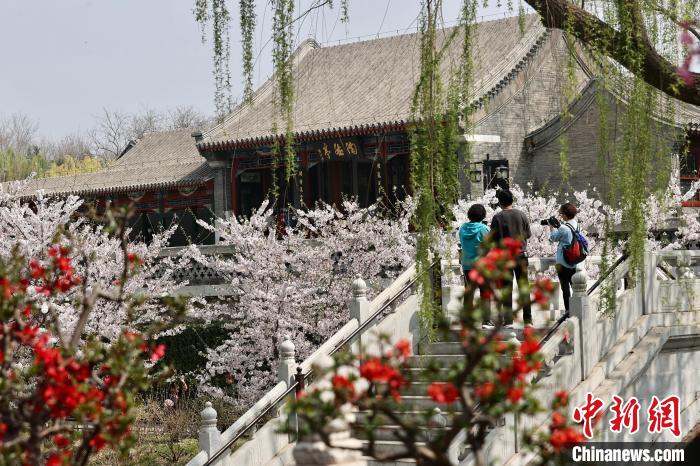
[314, 138, 364, 160]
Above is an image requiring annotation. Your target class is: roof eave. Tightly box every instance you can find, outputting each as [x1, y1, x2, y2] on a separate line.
[197, 120, 409, 152]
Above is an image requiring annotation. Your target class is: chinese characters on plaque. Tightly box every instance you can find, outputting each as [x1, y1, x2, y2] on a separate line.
[316, 138, 362, 160]
[572, 392, 681, 439]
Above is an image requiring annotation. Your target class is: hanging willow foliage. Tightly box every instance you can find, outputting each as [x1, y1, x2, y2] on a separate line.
[271, 0, 297, 183]
[239, 0, 256, 104]
[195, 0, 233, 121]
[410, 0, 477, 334]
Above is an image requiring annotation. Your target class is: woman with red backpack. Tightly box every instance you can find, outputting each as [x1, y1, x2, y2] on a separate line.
[548, 202, 587, 315]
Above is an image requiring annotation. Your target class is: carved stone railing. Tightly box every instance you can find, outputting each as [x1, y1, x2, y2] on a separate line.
[156, 245, 234, 293]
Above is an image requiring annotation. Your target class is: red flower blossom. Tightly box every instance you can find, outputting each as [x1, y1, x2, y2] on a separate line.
[46, 454, 64, 466]
[468, 268, 485, 286]
[150, 344, 166, 362]
[519, 339, 540, 357]
[502, 238, 522, 257]
[332, 374, 355, 397]
[394, 339, 411, 359]
[485, 248, 505, 262]
[493, 341, 509, 353]
[427, 382, 459, 404]
[532, 288, 548, 305]
[474, 381, 495, 399]
[88, 433, 107, 451]
[550, 427, 585, 452]
[359, 358, 397, 383]
[554, 390, 569, 407]
[551, 411, 566, 429]
[529, 360, 543, 372]
[53, 434, 70, 448]
[506, 386, 524, 403]
[56, 256, 72, 272]
[30, 260, 45, 279]
[512, 357, 530, 378]
[497, 368, 513, 384]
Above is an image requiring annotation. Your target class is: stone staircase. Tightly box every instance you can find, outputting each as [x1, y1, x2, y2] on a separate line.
[352, 327, 531, 465]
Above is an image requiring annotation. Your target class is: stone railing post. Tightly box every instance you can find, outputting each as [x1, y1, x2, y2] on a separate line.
[569, 270, 594, 380]
[279, 335, 298, 439]
[199, 402, 223, 465]
[350, 277, 371, 351]
[441, 260, 462, 319]
[278, 335, 297, 387]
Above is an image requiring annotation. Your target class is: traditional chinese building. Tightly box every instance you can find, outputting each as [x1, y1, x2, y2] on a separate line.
[195, 14, 564, 218]
[13, 129, 217, 246]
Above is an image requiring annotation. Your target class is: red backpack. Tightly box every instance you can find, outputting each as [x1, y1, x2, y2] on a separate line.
[563, 223, 588, 265]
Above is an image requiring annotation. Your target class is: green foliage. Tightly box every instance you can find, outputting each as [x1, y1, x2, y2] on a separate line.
[44, 155, 105, 178]
[271, 0, 297, 186]
[0, 148, 50, 182]
[0, 149, 105, 182]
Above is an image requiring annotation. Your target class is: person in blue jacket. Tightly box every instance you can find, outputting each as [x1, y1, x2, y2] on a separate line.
[548, 202, 580, 314]
[460, 204, 490, 317]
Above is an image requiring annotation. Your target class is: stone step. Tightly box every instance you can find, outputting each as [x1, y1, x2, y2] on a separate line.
[353, 425, 448, 442]
[356, 409, 459, 427]
[402, 365, 462, 380]
[360, 440, 427, 458]
[442, 328, 525, 342]
[402, 380, 469, 396]
[418, 341, 465, 355]
[366, 458, 416, 465]
[406, 354, 465, 368]
[393, 395, 445, 410]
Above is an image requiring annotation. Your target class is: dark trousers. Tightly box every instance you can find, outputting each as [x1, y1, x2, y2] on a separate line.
[478, 255, 531, 325]
[504, 255, 531, 324]
[464, 270, 489, 320]
[556, 263, 576, 312]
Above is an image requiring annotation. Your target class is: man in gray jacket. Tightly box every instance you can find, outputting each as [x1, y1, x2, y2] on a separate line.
[487, 189, 532, 328]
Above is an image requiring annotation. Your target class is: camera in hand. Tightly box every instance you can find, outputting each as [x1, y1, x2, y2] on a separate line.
[540, 216, 560, 228]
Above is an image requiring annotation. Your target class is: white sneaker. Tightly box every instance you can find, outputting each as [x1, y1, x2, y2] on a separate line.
[503, 323, 514, 329]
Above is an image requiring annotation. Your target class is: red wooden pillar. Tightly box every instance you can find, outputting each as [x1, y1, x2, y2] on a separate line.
[230, 158, 239, 216]
[301, 150, 311, 207]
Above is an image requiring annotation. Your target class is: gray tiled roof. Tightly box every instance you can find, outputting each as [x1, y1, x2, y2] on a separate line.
[200, 14, 546, 150]
[13, 129, 213, 197]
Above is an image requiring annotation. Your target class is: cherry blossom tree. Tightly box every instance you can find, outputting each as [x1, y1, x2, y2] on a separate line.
[189, 198, 416, 406]
[0, 214, 180, 465]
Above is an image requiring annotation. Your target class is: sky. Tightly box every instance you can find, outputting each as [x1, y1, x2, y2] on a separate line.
[0, 0, 517, 140]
